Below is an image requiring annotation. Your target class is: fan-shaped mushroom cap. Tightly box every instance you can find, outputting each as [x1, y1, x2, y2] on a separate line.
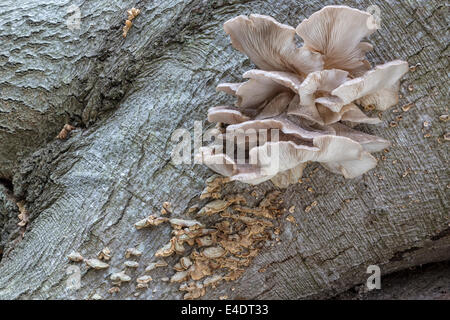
[216, 83, 241, 96]
[226, 116, 332, 141]
[196, 147, 236, 177]
[334, 103, 381, 125]
[296, 5, 377, 75]
[318, 103, 381, 125]
[250, 135, 364, 177]
[331, 123, 390, 152]
[229, 70, 304, 109]
[196, 146, 276, 185]
[321, 151, 377, 178]
[297, 69, 349, 108]
[331, 60, 409, 110]
[208, 106, 250, 124]
[286, 69, 350, 124]
[198, 132, 368, 185]
[289, 101, 380, 126]
[224, 14, 323, 75]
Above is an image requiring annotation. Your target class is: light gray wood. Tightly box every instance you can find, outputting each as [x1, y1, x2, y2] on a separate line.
[0, 0, 448, 299]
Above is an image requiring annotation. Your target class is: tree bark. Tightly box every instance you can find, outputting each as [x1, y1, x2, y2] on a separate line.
[0, 0, 448, 300]
[335, 261, 450, 300]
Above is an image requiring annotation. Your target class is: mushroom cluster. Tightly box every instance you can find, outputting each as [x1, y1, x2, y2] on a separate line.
[136, 177, 284, 300]
[197, 6, 409, 187]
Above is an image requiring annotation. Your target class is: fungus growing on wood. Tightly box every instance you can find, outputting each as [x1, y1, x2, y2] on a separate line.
[197, 5, 409, 187]
[67, 251, 84, 262]
[84, 258, 109, 270]
[148, 189, 284, 300]
[110, 271, 131, 283]
[97, 247, 112, 261]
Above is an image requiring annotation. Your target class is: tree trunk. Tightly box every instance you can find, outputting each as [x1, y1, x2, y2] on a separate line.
[0, 0, 448, 300]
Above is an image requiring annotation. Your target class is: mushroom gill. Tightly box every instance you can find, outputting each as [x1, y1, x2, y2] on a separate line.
[197, 5, 409, 188]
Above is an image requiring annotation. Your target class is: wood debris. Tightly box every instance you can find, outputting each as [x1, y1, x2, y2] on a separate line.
[110, 271, 131, 283]
[125, 247, 142, 259]
[68, 251, 84, 262]
[145, 259, 168, 272]
[401, 103, 413, 112]
[200, 175, 230, 199]
[108, 287, 120, 294]
[161, 201, 172, 215]
[124, 260, 139, 268]
[123, 8, 140, 38]
[409, 63, 421, 71]
[98, 247, 112, 261]
[444, 133, 450, 141]
[286, 215, 296, 224]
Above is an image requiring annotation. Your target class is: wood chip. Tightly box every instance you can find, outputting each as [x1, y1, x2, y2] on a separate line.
[286, 215, 296, 224]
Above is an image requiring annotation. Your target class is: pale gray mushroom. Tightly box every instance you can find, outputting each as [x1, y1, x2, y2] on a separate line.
[332, 60, 410, 110]
[208, 106, 250, 124]
[269, 163, 307, 188]
[224, 14, 323, 74]
[197, 5, 408, 187]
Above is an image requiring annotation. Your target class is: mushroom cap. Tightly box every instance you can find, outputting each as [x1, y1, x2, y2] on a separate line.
[331, 60, 409, 110]
[296, 5, 377, 75]
[321, 151, 377, 179]
[208, 106, 250, 124]
[199, 7, 409, 187]
[225, 70, 304, 110]
[224, 14, 323, 75]
[270, 162, 307, 188]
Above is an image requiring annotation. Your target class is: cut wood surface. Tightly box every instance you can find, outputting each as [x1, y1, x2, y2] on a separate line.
[0, 0, 448, 299]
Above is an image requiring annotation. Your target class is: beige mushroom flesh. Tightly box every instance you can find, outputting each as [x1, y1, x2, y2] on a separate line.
[197, 5, 408, 188]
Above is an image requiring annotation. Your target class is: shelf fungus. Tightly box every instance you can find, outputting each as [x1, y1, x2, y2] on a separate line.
[145, 260, 168, 272]
[67, 251, 84, 262]
[134, 215, 168, 229]
[152, 189, 284, 299]
[110, 271, 131, 283]
[136, 275, 153, 289]
[196, 5, 409, 188]
[125, 247, 142, 259]
[124, 260, 140, 268]
[56, 124, 75, 140]
[84, 258, 109, 270]
[97, 247, 112, 261]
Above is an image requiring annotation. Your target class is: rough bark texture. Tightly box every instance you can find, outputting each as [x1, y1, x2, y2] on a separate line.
[0, 0, 448, 300]
[335, 261, 450, 300]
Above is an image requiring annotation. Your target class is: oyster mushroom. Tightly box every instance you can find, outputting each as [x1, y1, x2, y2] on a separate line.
[332, 60, 409, 110]
[110, 271, 131, 283]
[197, 5, 408, 187]
[224, 14, 323, 74]
[296, 5, 377, 75]
[68, 251, 84, 262]
[85, 258, 109, 270]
